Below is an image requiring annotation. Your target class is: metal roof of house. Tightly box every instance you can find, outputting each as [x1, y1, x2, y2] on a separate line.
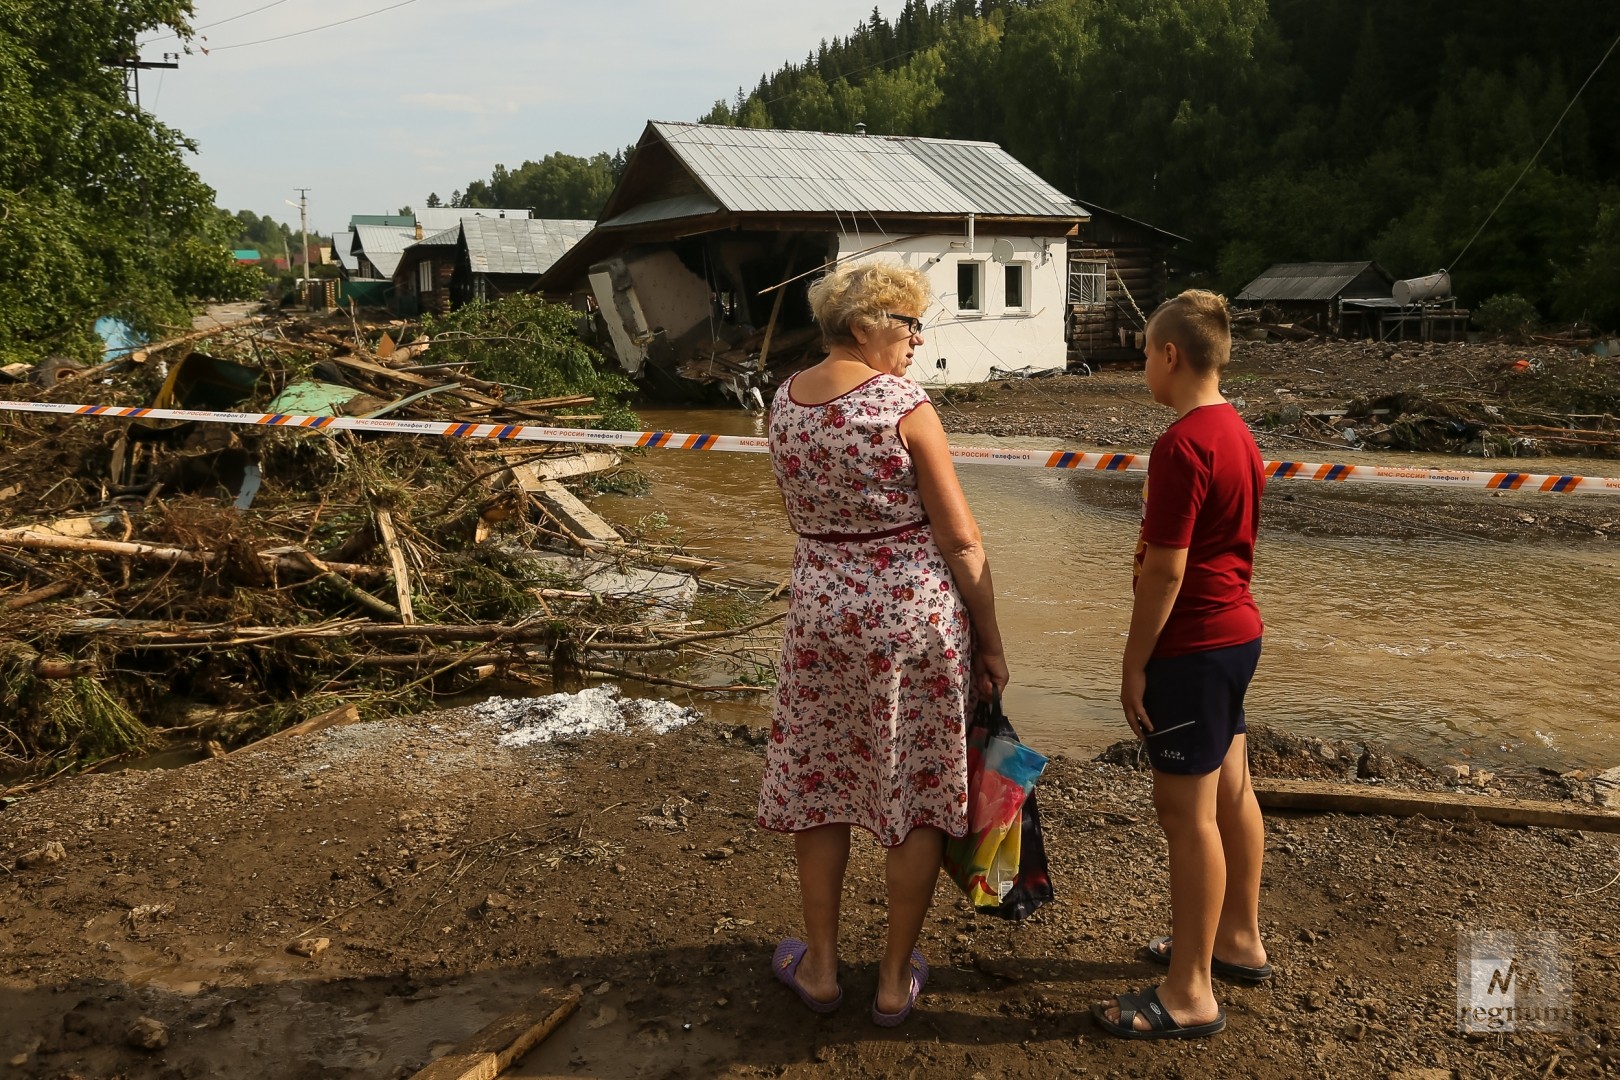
[462, 217, 595, 276]
[352, 223, 420, 256]
[417, 225, 462, 246]
[1237, 261, 1392, 302]
[644, 121, 1084, 219]
[350, 214, 414, 227]
[418, 207, 532, 232]
[599, 194, 724, 229]
[333, 230, 357, 272]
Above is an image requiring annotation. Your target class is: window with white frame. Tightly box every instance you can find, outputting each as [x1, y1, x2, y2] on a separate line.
[1004, 262, 1029, 311]
[417, 259, 434, 293]
[957, 260, 983, 312]
[1069, 260, 1107, 306]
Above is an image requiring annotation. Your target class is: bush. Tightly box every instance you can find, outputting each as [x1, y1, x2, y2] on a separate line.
[420, 296, 639, 429]
[1474, 293, 1539, 338]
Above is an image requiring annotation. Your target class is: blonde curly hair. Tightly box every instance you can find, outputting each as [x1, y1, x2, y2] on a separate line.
[806, 262, 931, 350]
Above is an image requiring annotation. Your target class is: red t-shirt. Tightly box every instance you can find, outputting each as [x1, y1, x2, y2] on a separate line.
[1133, 403, 1264, 658]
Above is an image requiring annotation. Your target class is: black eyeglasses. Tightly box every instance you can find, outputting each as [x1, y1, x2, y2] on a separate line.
[886, 313, 923, 335]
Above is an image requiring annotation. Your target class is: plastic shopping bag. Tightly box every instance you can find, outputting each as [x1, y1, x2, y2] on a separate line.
[943, 694, 1054, 920]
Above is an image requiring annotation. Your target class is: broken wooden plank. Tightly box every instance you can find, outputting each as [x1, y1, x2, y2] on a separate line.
[228, 703, 362, 757]
[407, 987, 581, 1080]
[1253, 778, 1620, 834]
[374, 508, 415, 625]
[536, 480, 621, 544]
[503, 450, 620, 491]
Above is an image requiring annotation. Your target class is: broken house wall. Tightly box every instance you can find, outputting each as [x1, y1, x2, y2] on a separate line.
[588, 248, 738, 378]
[835, 232, 1069, 383]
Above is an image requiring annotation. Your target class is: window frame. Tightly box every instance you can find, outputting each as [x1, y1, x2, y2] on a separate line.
[1069, 260, 1107, 307]
[956, 259, 985, 314]
[417, 258, 434, 294]
[1004, 261, 1030, 312]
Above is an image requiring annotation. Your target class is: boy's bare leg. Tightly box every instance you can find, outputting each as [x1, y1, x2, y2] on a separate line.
[1105, 768, 1224, 1029]
[793, 824, 850, 1003]
[877, 825, 943, 1015]
[1212, 734, 1267, 967]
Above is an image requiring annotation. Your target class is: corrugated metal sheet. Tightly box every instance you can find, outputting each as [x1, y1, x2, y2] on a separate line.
[1237, 261, 1386, 302]
[649, 121, 1082, 219]
[417, 225, 462, 247]
[367, 250, 404, 278]
[333, 230, 357, 272]
[463, 217, 594, 276]
[352, 224, 419, 256]
[418, 207, 531, 231]
[599, 194, 723, 229]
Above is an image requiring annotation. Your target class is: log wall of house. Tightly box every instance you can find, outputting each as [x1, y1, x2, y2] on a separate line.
[1067, 241, 1168, 360]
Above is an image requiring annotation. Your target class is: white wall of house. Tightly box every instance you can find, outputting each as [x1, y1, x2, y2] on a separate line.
[835, 231, 1069, 384]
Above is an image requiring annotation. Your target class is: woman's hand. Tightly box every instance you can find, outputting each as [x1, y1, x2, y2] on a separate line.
[1120, 665, 1152, 741]
[974, 646, 1009, 700]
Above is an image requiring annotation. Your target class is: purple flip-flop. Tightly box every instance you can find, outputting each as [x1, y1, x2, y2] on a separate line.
[772, 939, 843, 1014]
[871, 949, 930, 1027]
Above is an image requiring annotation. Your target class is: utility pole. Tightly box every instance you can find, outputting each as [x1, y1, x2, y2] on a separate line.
[294, 189, 311, 285]
[111, 52, 179, 109]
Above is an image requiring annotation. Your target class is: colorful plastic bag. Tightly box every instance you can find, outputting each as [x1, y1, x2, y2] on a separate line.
[943, 694, 1054, 920]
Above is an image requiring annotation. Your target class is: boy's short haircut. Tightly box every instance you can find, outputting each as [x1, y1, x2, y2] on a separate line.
[1148, 289, 1232, 375]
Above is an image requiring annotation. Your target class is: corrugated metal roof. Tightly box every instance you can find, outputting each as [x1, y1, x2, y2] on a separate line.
[350, 214, 413, 227]
[333, 230, 357, 271]
[462, 218, 594, 276]
[417, 225, 462, 247]
[367, 250, 404, 278]
[352, 223, 419, 256]
[648, 121, 1083, 219]
[418, 207, 532, 231]
[599, 194, 723, 229]
[1237, 261, 1389, 302]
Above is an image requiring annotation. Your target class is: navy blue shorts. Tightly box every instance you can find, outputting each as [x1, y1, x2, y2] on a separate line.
[1140, 638, 1262, 776]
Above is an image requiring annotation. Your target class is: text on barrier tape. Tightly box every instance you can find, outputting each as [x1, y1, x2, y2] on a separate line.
[4, 398, 1620, 497]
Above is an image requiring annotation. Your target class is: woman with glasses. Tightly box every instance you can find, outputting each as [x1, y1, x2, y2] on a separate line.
[759, 261, 1008, 1026]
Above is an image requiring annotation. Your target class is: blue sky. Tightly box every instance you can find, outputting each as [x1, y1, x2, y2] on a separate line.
[143, 0, 892, 235]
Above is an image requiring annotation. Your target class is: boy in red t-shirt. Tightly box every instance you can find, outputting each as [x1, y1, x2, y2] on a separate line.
[1094, 289, 1270, 1041]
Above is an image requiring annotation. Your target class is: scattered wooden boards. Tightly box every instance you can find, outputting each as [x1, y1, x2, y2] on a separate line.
[408, 987, 581, 1080]
[1254, 778, 1620, 834]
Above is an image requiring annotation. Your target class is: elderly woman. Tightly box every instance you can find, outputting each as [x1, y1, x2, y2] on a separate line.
[759, 262, 1008, 1026]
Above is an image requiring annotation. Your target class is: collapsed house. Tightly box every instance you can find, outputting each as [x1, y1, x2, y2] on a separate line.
[536, 121, 1099, 399]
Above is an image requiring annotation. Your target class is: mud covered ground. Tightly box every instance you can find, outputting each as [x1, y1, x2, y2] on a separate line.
[936, 340, 1620, 545]
[3, 709, 1618, 1079]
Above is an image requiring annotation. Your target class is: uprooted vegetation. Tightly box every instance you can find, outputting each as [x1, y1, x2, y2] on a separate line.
[0, 299, 780, 778]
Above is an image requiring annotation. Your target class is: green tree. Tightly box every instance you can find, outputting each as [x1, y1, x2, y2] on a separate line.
[0, 0, 255, 364]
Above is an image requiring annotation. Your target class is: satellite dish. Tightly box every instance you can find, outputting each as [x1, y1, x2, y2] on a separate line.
[990, 238, 1017, 264]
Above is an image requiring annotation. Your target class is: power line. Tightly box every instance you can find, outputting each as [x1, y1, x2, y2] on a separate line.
[1448, 25, 1620, 272]
[141, 0, 293, 45]
[206, 0, 421, 52]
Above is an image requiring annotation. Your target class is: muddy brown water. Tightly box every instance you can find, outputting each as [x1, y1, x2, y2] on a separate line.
[597, 407, 1620, 772]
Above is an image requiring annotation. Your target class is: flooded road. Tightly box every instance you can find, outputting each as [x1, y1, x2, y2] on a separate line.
[598, 407, 1620, 770]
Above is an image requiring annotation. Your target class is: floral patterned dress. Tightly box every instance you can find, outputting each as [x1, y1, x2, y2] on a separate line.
[756, 372, 974, 847]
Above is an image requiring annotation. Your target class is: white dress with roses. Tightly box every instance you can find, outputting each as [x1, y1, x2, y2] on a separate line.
[756, 372, 973, 847]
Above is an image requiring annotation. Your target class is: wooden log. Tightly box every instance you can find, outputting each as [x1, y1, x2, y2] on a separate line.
[503, 450, 620, 490]
[373, 509, 415, 625]
[288, 550, 401, 621]
[407, 987, 581, 1080]
[228, 703, 362, 756]
[1253, 778, 1620, 834]
[0, 529, 400, 583]
[2, 581, 74, 611]
[52, 620, 563, 645]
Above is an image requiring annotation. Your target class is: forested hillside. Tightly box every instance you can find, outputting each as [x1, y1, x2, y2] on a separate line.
[449, 0, 1620, 327]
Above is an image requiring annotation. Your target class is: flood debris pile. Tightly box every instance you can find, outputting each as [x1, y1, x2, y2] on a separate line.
[1232, 338, 1620, 456]
[0, 299, 778, 778]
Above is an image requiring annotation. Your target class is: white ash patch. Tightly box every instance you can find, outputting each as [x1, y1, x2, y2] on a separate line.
[480, 686, 701, 747]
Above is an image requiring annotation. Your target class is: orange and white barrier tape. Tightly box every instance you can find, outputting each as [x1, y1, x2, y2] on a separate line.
[3, 398, 1619, 496]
